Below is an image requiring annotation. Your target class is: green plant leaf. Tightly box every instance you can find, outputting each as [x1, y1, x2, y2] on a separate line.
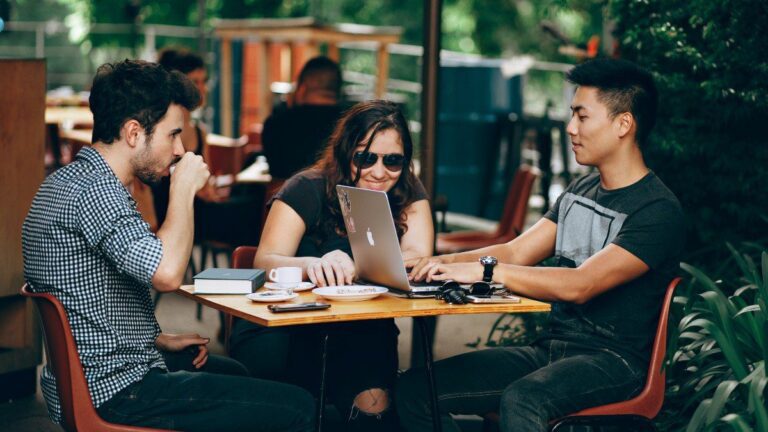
[733, 305, 763, 322]
[741, 362, 767, 429]
[719, 413, 754, 431]
[760, 252, 768, 308]
[694, 317, 749, 379]
[687, 399, 713, 432]
[682, 263, 731, 300]
[728, 243, 760, 287]
[706, 380, 740, 424]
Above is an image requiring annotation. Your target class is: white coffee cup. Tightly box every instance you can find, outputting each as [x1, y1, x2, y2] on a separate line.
[269, 267, 302, 288]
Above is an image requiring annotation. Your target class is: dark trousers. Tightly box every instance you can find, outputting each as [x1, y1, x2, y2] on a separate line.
[97, 350, 316, 431]
[396, 339, 645, 432]
[229, 318, 400, 431]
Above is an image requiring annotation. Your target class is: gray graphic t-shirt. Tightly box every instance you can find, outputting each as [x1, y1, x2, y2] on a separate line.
[541, 171, 684, 366]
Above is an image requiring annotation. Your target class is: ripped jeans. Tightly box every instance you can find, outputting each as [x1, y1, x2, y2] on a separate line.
[229, 318, 400, 431]
[396, 339, 645, 432]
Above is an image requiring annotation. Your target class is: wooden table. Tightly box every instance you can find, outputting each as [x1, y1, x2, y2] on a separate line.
[235, 159, 272, 184]
[177, 285, 549, 431]
[177, 285, 549, 326]
[45, 106, 93, 127]
[44, 107, 94, 167]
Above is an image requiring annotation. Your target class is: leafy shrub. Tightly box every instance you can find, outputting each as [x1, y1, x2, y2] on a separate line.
[659, 247, 767, 431]
[610, 0, 768, 266]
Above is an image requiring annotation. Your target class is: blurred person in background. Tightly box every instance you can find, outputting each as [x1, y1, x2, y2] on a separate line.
[262, 55, 346, 181]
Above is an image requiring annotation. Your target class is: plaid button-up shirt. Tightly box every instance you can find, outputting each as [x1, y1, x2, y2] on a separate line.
[22, 147, 167, 424]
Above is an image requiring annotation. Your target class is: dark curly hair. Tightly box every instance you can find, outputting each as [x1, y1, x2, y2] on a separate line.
[89, 59, 200, 144]
[313, 100, 421, 239]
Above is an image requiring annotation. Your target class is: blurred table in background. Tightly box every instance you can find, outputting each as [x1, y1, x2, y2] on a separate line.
[45, 106, 93, 128]
[45, 107, 93, 168]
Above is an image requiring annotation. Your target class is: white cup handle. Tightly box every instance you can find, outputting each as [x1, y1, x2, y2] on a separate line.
[269, 268, 278, 282]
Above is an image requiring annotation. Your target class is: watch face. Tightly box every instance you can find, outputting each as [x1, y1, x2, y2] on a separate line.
[480, 256, 497, 266]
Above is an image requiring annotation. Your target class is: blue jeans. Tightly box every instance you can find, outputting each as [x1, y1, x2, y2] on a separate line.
[396, 339, 645, 432]
[97, 351, 315, 431]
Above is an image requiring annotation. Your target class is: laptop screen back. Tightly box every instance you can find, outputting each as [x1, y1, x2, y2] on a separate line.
[336, 185, 414, 292]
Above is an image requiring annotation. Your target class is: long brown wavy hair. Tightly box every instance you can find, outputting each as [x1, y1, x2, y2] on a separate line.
[313, 100, 421, 239]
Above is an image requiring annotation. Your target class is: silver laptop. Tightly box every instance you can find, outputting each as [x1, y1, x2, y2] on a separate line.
[336, 185, 441, 296]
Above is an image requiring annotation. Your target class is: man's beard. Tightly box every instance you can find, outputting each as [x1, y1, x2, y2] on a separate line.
[133, 136, 163, 185]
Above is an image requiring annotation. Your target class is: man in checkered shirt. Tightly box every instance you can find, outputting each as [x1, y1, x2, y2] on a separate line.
[23, 59, 315, 431]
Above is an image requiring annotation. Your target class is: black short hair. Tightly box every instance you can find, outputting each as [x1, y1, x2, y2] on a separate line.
[89, 59, 200, 144]
[157, 47, 205, 75]
[566, 58, 658, 146]
[297, 56, 342, 98]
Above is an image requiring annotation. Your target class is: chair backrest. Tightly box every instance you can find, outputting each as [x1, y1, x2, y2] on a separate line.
[231, 246, 258, 270]
[20, 284, 169, 432]
[206, 144, 244, 176]
[572, 277, 681, 418]
[495, 165, 539, 239]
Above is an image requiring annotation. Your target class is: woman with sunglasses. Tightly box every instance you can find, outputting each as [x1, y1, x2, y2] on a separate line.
[229, 100, 433, 430]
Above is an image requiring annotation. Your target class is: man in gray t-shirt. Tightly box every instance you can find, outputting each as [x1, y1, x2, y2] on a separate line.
[400, 58, 684, 432]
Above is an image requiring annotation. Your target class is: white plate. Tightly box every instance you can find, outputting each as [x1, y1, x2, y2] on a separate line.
[312, 286, 388, 302]
[246, 292, 299, 302]
[264, 281, 316, 292]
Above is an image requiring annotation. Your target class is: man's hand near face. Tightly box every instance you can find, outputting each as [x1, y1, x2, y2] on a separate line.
[170, 152, 210, 196]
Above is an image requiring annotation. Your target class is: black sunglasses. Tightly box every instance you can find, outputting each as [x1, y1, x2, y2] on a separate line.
[435, 281, 499, 303]
[352, 151, 405, 172]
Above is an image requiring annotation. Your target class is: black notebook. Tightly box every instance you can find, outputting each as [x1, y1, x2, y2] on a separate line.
[193, 268, 265, 294]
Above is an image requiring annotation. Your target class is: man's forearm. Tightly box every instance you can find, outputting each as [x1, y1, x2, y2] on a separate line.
[444, 242, 517, 265]
[496, 264, 585, 303]
[153, 185, 196, 291]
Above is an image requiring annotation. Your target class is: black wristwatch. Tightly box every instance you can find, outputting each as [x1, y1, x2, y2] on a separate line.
[479, 256, 498, 283]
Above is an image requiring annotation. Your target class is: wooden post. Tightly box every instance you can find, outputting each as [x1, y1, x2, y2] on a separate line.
[419, 0, 442, 197]
[0, 59, 45, 398]
[257, 40, 271, 122]
[219, 37, 233, 137]
[375, 43, 390, 98]
[327, 42, 340, 62]
[290, 41, 307, 81]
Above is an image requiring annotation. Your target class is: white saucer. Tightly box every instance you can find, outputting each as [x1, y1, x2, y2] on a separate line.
[264, 281, 316, 292]
[247, 292, 299, 302]
[312, 286, 388, 302]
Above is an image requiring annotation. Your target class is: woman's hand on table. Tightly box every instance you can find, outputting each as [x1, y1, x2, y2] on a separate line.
[307, 250, 356, 287]
[155, 333, 209, 369]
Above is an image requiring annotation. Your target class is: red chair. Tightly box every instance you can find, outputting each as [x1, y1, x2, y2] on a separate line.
[483, 278, 681, 432]
[232, 245, 259, 270]
[223, 246, 259, 353]
[436, 165, 539, 254]
[20, 284, 172, 432]
[549, 277, 681, 431]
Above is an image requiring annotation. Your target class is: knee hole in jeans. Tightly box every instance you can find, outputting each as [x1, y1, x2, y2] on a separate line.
[349, 388, 390, 419]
